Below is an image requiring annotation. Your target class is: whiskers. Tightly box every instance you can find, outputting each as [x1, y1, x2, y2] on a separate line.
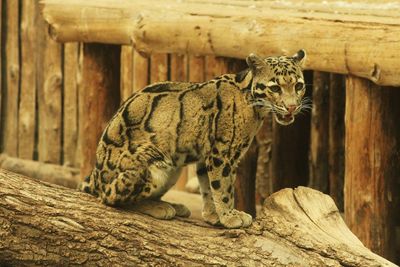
[298, 97, 313, 114]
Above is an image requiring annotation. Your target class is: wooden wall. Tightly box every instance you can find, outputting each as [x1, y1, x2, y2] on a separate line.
[0, 1, 399, 263]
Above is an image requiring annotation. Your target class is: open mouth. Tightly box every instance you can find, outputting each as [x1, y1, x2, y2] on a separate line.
[274, 113, 295, 125]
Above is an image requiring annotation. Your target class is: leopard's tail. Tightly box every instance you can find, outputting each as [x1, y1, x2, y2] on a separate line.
[77, 173, 97, 196]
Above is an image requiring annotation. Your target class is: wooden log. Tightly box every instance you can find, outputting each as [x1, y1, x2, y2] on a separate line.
[42, 0, 400, 86]
[63, 43, 80, 167]
[345, 76, 400, 261]
[150, 53, 168, 83]
[328, 74, 345, 211]
[132, 49, 149, 92]
[170, 54, 188, 82]
[188, 55, 205, 82]
[0, 169, 395, 266]
[18, 0, 37, 160]
[205, 56, 228, 80]
[120, 45, 134, 102]
[0, 154, 79, 189]
[37, 14, 63, 164]
[80, 44, 121, 179]
[308, 71, 330, 193]
[0, 1, 2, 148]
[2, 0, 20, 157]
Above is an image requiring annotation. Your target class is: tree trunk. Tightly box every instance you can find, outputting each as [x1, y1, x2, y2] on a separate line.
[0, 169, 394, 266]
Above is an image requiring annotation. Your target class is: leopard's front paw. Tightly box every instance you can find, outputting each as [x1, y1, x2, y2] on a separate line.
[202, 210, 220, 225]
[219, 209, 252, 229]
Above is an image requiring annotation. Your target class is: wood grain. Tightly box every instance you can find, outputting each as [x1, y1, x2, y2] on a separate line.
[132, 50, 149, 92]
[3, 0, 20, 157]
[150, 53, 168, 83]
[120, 45, 133, 102]
[0, 169, 394, 266]
[63, 43, 80, 167]
[42, 0, 400, 86]
[18, 0, 38, 160]
[345, 76, 400, 261]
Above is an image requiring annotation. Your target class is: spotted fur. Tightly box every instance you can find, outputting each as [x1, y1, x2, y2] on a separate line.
[79, 50, 308, 228]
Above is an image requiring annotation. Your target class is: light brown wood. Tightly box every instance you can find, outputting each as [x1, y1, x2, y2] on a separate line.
[328, 74, 345, 211]
[63, 43, 80, 167]
[0, 1, 2, 147]
[205, 56, 228, 80]
[170, 54, 188, 82]
[42, 0, 400, 86]
[0, 169, 395, 266]
[345, 76, 400, 261]
[3, 0, 20, 157]
[308, 71, 329, 193]
[0, 154, 79, 189]
[120, 45, 134, 102]
[188, 55, 205, 82]
[132, 49, 149, 92]
[80, 44, 121, 179]
[150, 53, 168, 83]
[18, 1, 37, 160]
[38, 15, 63, 164]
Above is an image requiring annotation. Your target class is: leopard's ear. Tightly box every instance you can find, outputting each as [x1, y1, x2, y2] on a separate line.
[246, 53, 266, 74]
[292, 49, 306, 67]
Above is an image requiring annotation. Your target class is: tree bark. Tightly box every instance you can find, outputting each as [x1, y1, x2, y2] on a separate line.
[0, 169, 394, 266]
[41, 0, 400, 86]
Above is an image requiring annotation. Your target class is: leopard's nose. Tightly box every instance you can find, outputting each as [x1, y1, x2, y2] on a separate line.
[286, 105, 297, 113]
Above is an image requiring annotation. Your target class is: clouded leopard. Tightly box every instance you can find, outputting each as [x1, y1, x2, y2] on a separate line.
[79, 50, 308, 228]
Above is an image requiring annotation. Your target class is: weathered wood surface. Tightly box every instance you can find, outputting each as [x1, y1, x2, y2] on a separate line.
[0, 154, 79, 189]
[328, 74, 345, 211]
[80, 44, 121, 179]
[0, 169, 395, 266]
[344, 76, 400, 262]
[42, 0, 400, 86]
[308, 71, 329, 193]
[38, 15, 63, 164]
[18, 0, 37, 160]
[150, 53, 168, 83]
[120, 45, 134, 102]
[132, 50, 149, 92]
[63, 43, 81, 167]
[3, 0, 20, 157]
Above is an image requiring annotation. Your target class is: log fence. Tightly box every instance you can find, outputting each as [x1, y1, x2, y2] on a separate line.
[0, 0, 399, 263]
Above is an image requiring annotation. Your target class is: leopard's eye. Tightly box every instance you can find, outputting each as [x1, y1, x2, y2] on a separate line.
[269, 85, 281, 93]
[295, 82, 304, 91]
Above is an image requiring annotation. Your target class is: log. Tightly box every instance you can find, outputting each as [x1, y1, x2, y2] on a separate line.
[308, 71, 330, 193]
[63, 43, 80, 167]
[80, 44, 121, 179]
[150, 53, 168, 83]
[38, 13, 63, 164]
[41, 0, 400, 86]
[0, 169, 395, 266]
[18, 0, 37, 160]
[345, 76, 400, 261]
[3, 0, 20, 157]
[132, 49, 149, 92]
[170, 54, 188, 82]
[120, 45, 134, 102]
[328, 74, 345, 211]
[0, 154, 79, 189]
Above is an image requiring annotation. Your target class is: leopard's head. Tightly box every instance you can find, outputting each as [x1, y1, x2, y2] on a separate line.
[246, 49, 310, 125]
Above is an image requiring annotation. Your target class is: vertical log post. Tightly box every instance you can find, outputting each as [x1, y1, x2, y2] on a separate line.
[2, 0, 20, 157]
[80, 44, 121, 179]
[120, 45, 133, 102]
[345, 76, 400, 261]
[132, 50, 149, 92]
[18, 0, 37, 160]
[308, 71, 330, 193]
[328, 74, 345, 211]
[150, 53, 168, 83]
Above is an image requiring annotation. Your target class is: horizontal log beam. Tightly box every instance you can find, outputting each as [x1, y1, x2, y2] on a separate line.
[41, 0, 400, 86]
[0, 154, 79, 188]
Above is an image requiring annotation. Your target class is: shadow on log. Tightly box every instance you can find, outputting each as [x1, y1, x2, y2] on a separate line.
[0, 169, 394, 266]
